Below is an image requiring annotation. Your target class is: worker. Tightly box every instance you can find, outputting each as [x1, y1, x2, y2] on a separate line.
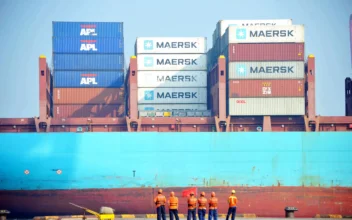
[154, 189, 166, 220]
[168, 191, 179, 220]
[187, 191, 197, 220]
[226, 190, 238, 220]
[208, 192, 218, 220]
[198, 192, 207, 220]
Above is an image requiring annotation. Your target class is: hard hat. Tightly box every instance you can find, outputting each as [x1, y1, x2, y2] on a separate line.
[231, 190, 236, 194]
[190, 191, 194, 195]
[170, 191, 175, 196]
[201, 192, 205, 196]
[158, 189, 163, 194]
[211, 192, 215, 197]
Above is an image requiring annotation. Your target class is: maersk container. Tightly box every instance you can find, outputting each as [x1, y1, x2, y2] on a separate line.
[221, 25, 304, 53]
[214, 19, 293, 42]
[53, 104, 124, 118]
[137, 54, 207, 71]
[228, 79, 305, 98]
[52, 21, 123, 37]
[137, 104, 208, 111]
[137, 71, 207, 88]
[138, 88, 207, 104]
[226, 43, 305, 61]
[53, 37, 124, 53]
[135, 37, 207, 54]
[53, 54, 124, 70]
[228, 61, 305, 79]
[53, 71, 124, 88]
[228, 97, 305, 116]
[53, 88, 125, 104]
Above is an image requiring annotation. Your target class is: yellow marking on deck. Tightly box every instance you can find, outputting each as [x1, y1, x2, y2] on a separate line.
[178, 214, 185, 218]
[243, 214, 257, 218]
[121, 214, 135, 218]
[71, 215, 85, 218]
[146, 214, 157, 218]
[45, 216, 59, 220]
[328, 214, 342, 218]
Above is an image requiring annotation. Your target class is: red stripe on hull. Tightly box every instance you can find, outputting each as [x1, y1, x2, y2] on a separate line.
[1, 186, 351, 218]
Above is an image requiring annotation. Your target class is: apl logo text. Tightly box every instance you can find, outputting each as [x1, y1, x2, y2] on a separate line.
[80, 40, 98, 51]
[80, 24, 97, 36]
[80, 74, 98, 85]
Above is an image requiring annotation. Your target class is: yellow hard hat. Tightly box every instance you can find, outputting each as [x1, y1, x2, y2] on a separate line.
[231, 190, 236, 194]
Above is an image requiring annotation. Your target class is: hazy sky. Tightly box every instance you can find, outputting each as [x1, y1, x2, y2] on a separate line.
[0, 0, 351, 118]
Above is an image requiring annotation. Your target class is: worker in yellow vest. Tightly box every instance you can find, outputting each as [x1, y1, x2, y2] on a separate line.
[154, 189, 166, 220]
[168, 191, 179, 220]
[226, 190, 238, 220]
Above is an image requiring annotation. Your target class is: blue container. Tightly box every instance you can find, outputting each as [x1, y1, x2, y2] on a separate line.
[53, 54, 124, 70]
[53, 71, 124, 88]
[53, 22, 123, 37]
[53, 37, 124, 54]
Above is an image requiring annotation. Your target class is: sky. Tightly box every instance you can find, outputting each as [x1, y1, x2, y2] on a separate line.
[0, 0, 351, 118]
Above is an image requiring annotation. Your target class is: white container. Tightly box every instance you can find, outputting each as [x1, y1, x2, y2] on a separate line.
[138, 88, 207, 104]
[214, 19, 293, 42]
[137, 54, 207, 71]
[138, 104, 208, 111]
[228, 61, 305, 79]
[228, 97, 305, 116]
[135, 37, 207, 54]
[137, 71, 207, 88]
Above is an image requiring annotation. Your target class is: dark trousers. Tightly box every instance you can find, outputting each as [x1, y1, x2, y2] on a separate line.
[187, 209, 196, 220]
[156, 206, 166, 220]
[226, 207, 237, 220]
[170, 209, 179, 220]
[208, 209, 218, 220]
[198, 209, 206, 220]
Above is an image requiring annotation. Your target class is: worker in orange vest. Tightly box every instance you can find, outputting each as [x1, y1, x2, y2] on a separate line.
[226, 190, 238, 220]
[208, 192, 218, 220]
[198, 192, 207, 220]
[187, 191, 197, 220]
[168, 191, 179, 220]
[154, 189, 166, 220]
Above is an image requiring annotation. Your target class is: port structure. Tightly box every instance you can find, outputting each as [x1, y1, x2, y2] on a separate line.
[1, 55, 352, 133]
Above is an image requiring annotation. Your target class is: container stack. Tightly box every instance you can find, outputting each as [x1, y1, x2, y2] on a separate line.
[52, 22, 125, 118]
[210, 20, 306, 116]
[135, 37, 211, 117]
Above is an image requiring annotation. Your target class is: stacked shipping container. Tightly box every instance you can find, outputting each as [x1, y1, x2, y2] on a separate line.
[52, 22, 125, 118]
[135, 37, 210, 117]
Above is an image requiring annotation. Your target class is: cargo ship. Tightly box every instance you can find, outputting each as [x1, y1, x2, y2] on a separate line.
[1, 19, 352, 219]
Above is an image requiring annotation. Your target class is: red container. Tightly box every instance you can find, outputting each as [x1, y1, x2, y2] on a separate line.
[53, 104, 125, 118]
[53, 88, 125, 104]
[227, 43, 304, 61]
[228, 79, 304, 98]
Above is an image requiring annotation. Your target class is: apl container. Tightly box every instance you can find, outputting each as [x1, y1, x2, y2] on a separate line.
[228, 61, 305, 79]
[53, 88, 125, 104]
[53, 71, 124, 88]
[137, 71, 207, 88]
[53, 54, 124, 70]
[52, 22, 124, 37]
[135, 37, 207, 54]
[53, 104, 125, 118]
[228, 79, 305, 97]
[137, 54, 207, 71]
[228, 97, 305, 116]
[53, 37, 124, 53]
[137, 104, 208, 111]
[138, 88, 207, 104]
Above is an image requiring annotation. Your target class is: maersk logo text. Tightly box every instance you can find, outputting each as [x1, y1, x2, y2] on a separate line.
[144, 90, 154, 100]
[144, 40, 153, 50]
[144, 57, 154, 67]
[236, 29, 246, 40]
[157, 75, 197, 82]
[249, 30, 294, 38]
[236, 64, 247, 76]
[80, 40, 97, 51]
[250, 66, 294, 74]
[157, 92, 197, 99]
[156, 42, 198, 49]
[80, 24, 97, 36]
[156, 59, 197, 65]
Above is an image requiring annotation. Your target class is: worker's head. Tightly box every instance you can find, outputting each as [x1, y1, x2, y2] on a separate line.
[231, 190, 236, 194]
[190, 191, 194, 196]
[201, 192, 205, 197]
[211, 192, 215, 197]
[158, 189, 163, 194]
[170, 191, 175, 196]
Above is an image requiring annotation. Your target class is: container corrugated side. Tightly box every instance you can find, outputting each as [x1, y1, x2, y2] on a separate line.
[226, 43, 304, 61]
[53, 37, 124, 54]
[228, 79, 304, 97]
[221, 25, 304, 53]
[53, 104, 124, 118]
[53, 54, 124, 70]
[53, 71, 124, 88]
[228, 97, 305, 116]
[52, 22, 123, 37]
[135, 37, 207, 54]
[138, 88, 207, 104]
[138, 104, 207, 111]
[53, 88, 124, 104]
[228, 61, 305, 79]
[137, 71, 207, 88]
[137, 54, 207, 71]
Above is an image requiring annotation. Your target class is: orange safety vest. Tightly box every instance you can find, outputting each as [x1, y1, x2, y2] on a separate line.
[169, 196, 178, 210]
[188, 196, 197, 209]
[198, 197, 207, 210]
[209, 197, 218, 209]
[228, 195, 237, 207]
[154, 194, 166, 207]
